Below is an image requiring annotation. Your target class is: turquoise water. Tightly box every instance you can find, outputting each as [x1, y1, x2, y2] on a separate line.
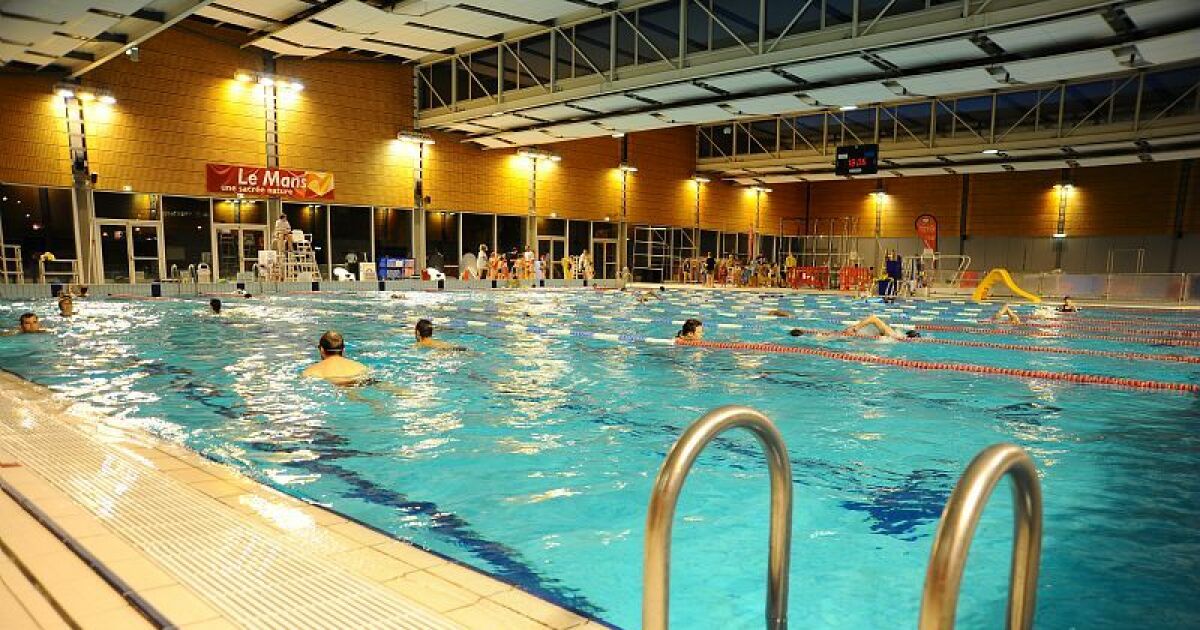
[1, 290, 1198, 629]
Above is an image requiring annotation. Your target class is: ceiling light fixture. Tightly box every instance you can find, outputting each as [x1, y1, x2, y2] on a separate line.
[982, 148, 1000, 154]
[838, 105, 858, 112]
[518, 148, 561, 162]
[397, 131, 435, 145]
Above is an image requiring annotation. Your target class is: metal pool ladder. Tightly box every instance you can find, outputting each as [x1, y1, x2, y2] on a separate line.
[642, 405, 793, 630]
[919, 443, 1043, 630]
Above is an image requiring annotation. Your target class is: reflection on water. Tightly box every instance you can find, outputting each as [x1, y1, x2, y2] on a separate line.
[0, 292, 1197, 629]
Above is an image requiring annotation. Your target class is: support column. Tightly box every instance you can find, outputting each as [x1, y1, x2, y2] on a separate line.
[63, 91, 95, 284]
[617, 168, 629, 274]
[1169, 159, 1193, 272]
[958, 174, 970, 256]
[525, 159, 538, 249]
[263, 55, 282, 240]
[413, 146, 427, 271]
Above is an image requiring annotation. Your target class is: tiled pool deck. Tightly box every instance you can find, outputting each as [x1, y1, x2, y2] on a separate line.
[0, 370, 601, 629]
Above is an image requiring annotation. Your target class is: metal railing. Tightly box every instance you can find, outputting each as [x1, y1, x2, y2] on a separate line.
[919, 444, 1043, 630]
[643, 406, 793, 630]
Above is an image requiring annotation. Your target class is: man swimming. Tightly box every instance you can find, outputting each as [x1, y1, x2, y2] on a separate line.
[414, 318, 460, 350]
[843, 314, 919, 339]
[210, 298, 222, 315]
[3, 312, 46, 335]
[675, 318, 703, 341]
[1057, 296, 1079, 312]
[301, 330, 369, 384]
[58, 295, 74, 317]
[991, 303, 1021, 324]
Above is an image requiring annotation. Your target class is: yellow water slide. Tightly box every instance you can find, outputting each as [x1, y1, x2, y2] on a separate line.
[972, 268, 1041, 303]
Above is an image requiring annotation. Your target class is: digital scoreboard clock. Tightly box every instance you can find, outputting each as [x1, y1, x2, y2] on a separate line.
[835, 144, 879, 176]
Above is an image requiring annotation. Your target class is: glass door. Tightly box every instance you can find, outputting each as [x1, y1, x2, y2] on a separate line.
[97, 220, 163, 283]
[537, 238, 565, 278]
[214, 225, 267, 281]
[593, 239, 617, 279]
[99, 223, 130, 283]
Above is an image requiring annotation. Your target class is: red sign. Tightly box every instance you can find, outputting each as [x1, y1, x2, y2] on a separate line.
[915, 214, 938, 252]
[205, 163, 335, 200]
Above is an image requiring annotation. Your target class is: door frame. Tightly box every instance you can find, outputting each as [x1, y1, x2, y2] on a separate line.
[211, 223, 268, 281]
[94, 219, 164, 284]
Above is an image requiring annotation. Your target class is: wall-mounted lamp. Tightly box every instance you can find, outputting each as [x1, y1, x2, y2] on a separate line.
[518, 148, 561, 162]
[54, 82, 116, 105]
[618, 163, 638, 172]
[692, 174, 711, 183]
[749, 185, 772, 193]
[397, 131, 435, 145]
[235, 70, 304, 92]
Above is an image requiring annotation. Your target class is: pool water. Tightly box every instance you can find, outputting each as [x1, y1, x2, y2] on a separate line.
[2, 290, 1198, 629]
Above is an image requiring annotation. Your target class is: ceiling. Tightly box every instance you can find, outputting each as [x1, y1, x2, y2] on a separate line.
[197, 0, 609, 59]
[412, 0, 1200, 151]
[0, 0, 610, 74]
[0, 0, 211, 75]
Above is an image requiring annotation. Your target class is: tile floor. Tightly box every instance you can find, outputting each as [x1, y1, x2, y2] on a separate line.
[0, 370, 604, 629]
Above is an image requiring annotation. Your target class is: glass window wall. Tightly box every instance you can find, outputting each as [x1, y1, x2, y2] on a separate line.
[0, 184, 76, 282]
[330, 205, 372, 274]
[426, 211, 459, 275]
[162, 196, 212, 279]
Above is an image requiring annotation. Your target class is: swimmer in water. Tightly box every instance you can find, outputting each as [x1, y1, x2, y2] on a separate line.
[414, 318, 461, 350]
[675, 318, 703, 341]
[991, 303, 1021, 324]
[767, 309, 793, 317]
[210, 298, 222, 315]
[58, 295, 74, 317]
[842, 314, 919, 340]
[1057, 296, 1078, 313]
[3, 312, 47, 335]
[301, 330, 369, 385]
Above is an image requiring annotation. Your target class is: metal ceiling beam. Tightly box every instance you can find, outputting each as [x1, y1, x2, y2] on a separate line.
[69, 0, 217, 78]
[416, 0, 1123, 128]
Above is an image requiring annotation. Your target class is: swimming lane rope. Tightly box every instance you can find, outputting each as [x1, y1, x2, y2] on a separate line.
[674, 339, 1199, 393]
[914, 323, 1200, 348]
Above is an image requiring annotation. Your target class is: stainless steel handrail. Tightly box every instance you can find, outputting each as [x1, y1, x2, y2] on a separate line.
[643, 405, 793, 630]
[919, 443, 1043, 630]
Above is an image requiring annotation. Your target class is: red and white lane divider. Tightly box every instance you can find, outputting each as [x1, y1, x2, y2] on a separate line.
[675, 339, 1199, 393]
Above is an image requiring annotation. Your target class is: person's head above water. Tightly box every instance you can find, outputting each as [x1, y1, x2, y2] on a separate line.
[19, 312, 40, 333]
[789, 328, 804, 336]
[58, 295, 73, 316]
[318, 330, 346, 357]
[415, 318, 434, 340]
[905, 330, 921, 338]
[209, 298, 222, 314]
[676, 318, 703, 339]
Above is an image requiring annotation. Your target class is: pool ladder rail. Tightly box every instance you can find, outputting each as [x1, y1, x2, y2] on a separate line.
[641, 406, 1043, 630]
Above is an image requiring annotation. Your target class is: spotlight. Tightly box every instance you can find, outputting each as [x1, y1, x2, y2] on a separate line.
[981, 148, 999, 155]
[518, 148, 560, 162]
[611, 132, 625, 138]
[235, 71, 254, 83]
[258, 76, 275, 87]
[288, 81, 304, 92]
[77, 91, 96, 102]
[618, 163, 638, 172]
[54, 85, 76, 98]
[397, 131, 435, 145]
[692, 174, 711, 183]
[125, 46, 140, 62]
[98, 94, 116, 105]
[838, 105, 858, 111]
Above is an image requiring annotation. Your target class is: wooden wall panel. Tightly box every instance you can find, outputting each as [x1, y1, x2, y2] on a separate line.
[0, 74, 72, 187]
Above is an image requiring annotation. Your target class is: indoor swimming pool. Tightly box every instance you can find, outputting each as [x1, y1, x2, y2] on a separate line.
[1, 290, 1197, 629]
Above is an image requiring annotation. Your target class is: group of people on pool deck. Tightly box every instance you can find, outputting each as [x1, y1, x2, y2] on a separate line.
[301, 319, 459, 385]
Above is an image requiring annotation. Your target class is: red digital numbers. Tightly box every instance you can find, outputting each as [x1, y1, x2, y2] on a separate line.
[848, 157, 870, 168]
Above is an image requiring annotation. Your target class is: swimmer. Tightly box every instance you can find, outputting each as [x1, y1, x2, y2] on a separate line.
[414, 318, 461, 350]
[301, 330, 369, 385]
[3, 312, 46, 335]
[842, 314, 920, 340]
[210, 298, 222, 315]
[636, 290, 663, 303]
[675, 318, 703, 340]
[1057, 296, 1079, 313]
[992, 303, 1021, 324]
[767, 309, 793, 318]
[58, 295, 74, 317]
